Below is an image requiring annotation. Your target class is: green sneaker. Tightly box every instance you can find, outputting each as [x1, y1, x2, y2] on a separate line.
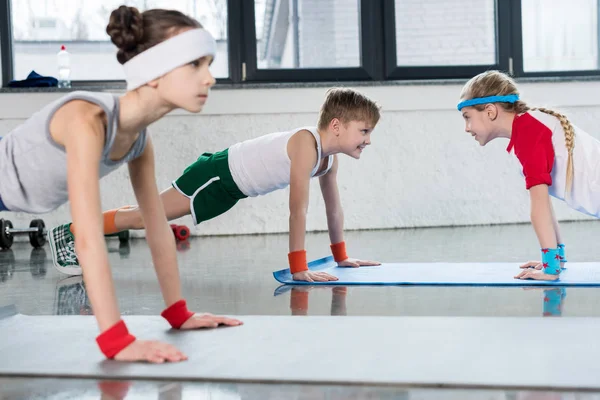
[48, 223, 81, 275]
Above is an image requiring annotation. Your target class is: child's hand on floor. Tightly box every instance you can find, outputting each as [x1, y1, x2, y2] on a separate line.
[114, 340, 187, 363]
[520, 260, 543, 269]
[293, 270, 338, 282]
[180, 313, 243, 329]
[337, 258, 381, 268]
[514, 268, 560, 281]
[520, 260, 565, 270]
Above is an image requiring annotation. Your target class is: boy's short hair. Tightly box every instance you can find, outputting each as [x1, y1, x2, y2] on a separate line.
[317, 88, 381, 130]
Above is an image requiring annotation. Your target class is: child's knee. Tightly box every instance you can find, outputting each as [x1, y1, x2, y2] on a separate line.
[130, 209, 145, 230]
[117, 206, 144, 230]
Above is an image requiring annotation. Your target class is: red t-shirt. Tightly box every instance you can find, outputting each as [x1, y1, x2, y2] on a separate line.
[506, 113, 555, 190]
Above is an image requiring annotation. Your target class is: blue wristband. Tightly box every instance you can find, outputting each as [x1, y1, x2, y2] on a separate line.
[541, 248, 561, 275]
[558, 243, 567, 263]
[543, 288, 566, 316]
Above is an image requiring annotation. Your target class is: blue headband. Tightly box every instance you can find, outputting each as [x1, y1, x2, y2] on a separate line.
[457, 94, 520, 111]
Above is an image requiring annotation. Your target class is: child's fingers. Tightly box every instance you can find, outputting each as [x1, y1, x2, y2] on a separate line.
[212, 316, 243, 326]
[322, 272, 338, 281]
[519, 261, 541, 269]
[312, 272, 334, 282]
[194, 319, 219, 328]
[313, 272, 337, 281]
[358, 260, 381, 266]
[514, 269, 529, 279]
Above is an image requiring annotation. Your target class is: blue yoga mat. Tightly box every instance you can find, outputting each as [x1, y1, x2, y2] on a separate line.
[273, 256, 600, 286]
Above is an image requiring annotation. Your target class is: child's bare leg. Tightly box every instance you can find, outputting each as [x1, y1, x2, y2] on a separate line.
[114, 187, 191, 231]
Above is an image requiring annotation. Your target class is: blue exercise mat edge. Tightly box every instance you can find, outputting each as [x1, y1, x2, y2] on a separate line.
[272, 256, 600, 287]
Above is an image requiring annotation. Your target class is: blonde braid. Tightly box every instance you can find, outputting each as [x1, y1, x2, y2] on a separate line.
[533, 107, 575, 198]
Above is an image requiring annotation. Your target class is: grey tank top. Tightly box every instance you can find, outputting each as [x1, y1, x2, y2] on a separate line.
[0, 91, 148, 213]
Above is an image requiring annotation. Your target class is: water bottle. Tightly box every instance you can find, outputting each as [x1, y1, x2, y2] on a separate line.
[57, 45, 71, 88]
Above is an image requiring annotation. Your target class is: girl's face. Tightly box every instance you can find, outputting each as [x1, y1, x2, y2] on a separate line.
[461, 104, 501, 146]
[155, 54, 216, 113]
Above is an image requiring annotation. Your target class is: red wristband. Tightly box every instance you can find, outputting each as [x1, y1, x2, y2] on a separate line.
[95, 320, 136, 359]
[288, 250, 308, 274]
[161, 299, 195, 329]
[97, 381, 131, 398]
[330, 241, 348, 262]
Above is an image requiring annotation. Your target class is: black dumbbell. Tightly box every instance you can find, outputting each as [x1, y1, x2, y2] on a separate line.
[0, 219, 46, 249]
[30, 247, 47, 278]
[104, 230, 130, 243]
[0, 249, 15, 283]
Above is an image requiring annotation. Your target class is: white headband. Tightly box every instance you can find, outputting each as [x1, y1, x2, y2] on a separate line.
[123, 28, 216, 90]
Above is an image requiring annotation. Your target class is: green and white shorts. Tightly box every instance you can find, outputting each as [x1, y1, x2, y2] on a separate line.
[172, 148, 247, 225]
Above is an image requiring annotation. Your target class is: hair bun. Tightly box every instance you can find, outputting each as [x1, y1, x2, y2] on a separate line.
[106, 6, 144, 53]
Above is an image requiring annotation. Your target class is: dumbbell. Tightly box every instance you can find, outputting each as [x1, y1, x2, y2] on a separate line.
[104, 230, 130, 243]
[170, 224, 190, 241]
[0, 244, 47, 282]
[0, 218, 46, 250]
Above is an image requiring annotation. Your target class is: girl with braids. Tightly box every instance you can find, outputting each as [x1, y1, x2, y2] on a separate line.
[457, 70, 600, 281]
[0, 5, 241, 362]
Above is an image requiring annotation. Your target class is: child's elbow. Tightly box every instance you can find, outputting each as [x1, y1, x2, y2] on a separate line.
[529, 204, 547, 225]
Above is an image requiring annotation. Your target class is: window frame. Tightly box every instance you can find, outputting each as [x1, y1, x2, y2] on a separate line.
[382, 0, 512, 80]
[2, 0, 600, 88]
[240, 0, 383, 82]
[510, 0, 600, 78]
[0, 0, 239, 87]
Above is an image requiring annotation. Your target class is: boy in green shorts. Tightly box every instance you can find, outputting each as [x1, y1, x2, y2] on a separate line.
[48, 87, 382, 282]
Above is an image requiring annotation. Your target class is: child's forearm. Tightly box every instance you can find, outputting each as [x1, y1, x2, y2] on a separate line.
[289, 211, 307, 252]
[143, 213, 182, 307]
[550, 203, 563, 245]
[76, 234, 121, 331]
[326, 209, 344, 245]
[530, 194, 558, 249]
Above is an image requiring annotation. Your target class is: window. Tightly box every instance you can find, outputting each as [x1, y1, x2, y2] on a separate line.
[521, 0, 598, 72]
[10, 0, 229, 82]
[243, 0, 378, 82]
[255, 0, 360, 69]
[3, 0, 600, 86]
[383, 0, 510, 80]
[394, 0, 496, 66]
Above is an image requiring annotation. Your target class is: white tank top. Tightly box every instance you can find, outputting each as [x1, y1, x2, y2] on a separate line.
[227, 126, 334, 197]
[514, 110, 600, 218]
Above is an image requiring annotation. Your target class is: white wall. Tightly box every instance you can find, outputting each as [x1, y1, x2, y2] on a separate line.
[395, 0, 496, 66]
[0, 80, 598, 237]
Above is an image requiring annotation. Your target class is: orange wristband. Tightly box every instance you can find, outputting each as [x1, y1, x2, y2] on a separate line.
[290, 290, 309, 311]
[330, 241, 348, 262]
[288, 250, 308, 274]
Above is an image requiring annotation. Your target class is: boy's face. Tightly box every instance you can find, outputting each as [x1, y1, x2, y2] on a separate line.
[336, 119, 375, 159]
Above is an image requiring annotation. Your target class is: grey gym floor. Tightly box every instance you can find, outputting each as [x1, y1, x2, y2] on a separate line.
[0, 220, 599, 399]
